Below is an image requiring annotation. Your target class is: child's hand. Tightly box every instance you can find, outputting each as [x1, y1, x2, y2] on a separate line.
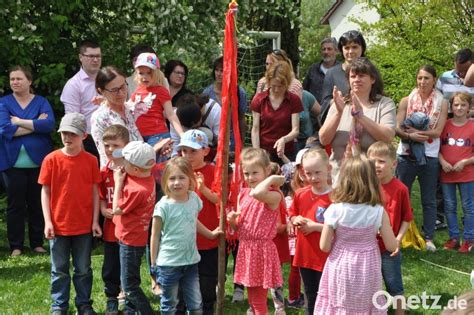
[92, 222, 102, 238]
[227, 211, 240, 225]
[390, 238, 401, 257]
[269, 175, 286, 187]
[210, 227, 224, 239]
[453, 159, 467, 172]
[195, 172, 205, 191]
[292, 215, 307, 226]
[113, 167, 127, 183]
[44, 222, 55, 240]
[298, 220, 316, 236]
[101, 207, 113, 219]
[440, 159, 453, 173]
[287, 222, 296, 236]
[154, 138, 173, 156]
[91, 95, 105, 106]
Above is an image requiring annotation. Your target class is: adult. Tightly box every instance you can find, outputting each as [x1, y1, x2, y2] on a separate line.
[436, 48, 474, 117]
[202, 56, 247, 151]
[164, 60, 194, 107]
[320, 30, 367, 124]
[319, 57, 396, 183]
[91, 66, 143, 167]
[0, 66, 55, 256]
[303, 37, 340, 104]
[296, 90, 321, 151]
[61, 39, 102, 160]
[395, 65, 448, 251]
[256, 49, 303, 99]
[251, 61, 303, 163]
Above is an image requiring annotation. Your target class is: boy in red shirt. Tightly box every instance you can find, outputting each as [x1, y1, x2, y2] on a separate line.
[98, 124, 130, 314]
[368, 141, 413, 315]
[111, 141, 157, 315]
[177, 129, 219, 315]
[39, 113, 101, 315]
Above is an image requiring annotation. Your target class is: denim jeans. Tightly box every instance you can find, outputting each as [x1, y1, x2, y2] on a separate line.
[143, 132, 170, 164]
[49, 233, 93, 312]
[397, 156, 439, 240]
[441, 182, 474, 241]
[381, 251, 404, 296]
[5, 167, 44, 251]
[119, 242, 154, 315]
[157, 263, 203, 315]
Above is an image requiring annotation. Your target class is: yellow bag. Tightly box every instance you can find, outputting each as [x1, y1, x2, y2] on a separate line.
[402, 220, 426, 250]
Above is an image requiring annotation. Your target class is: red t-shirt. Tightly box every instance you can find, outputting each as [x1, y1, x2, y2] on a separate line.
[113, 175, 156, 246]
[273, 199, 290, 264]
[132, 85, 172, 136]
[99, 162, 117, 242]
[251, 90, 303, 155]
[196, 164, 220, 250]
[38, 149, 100, 236]
[289, 186, 331, 271]
[378, 178, 413, 252]
[439, 119, 474, 183]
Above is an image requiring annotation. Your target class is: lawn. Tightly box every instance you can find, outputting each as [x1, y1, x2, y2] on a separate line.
[0, 182, 472, 314]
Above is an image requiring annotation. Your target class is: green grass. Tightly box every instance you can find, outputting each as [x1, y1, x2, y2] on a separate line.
[0, 182, 472, 314]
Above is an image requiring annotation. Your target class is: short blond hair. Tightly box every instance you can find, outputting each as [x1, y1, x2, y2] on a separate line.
[134, 67, 165, 87]
[331, 155, 382, 206]
[161, 157, 196, 197]
[367, 141, 396, 162]
[301, 147, 329, 165]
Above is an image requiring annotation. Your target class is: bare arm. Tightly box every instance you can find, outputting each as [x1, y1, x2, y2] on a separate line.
[150, 216, 163, 266]
[13, 127, 33, 137]
[380, 211, 397, 252]
[164, 100, 184, 137]
[274, 113, 300, 156]
[251, 111, 260, 148]
[112, 169, 126, 215]
[197, 220, 222, 239]
[249, 175, 285, 210]
[320, 223, 334, 253]
[92, 184, 102, 237]
[395, 97, 410, 140]
[319, 87, 345, 145]
[310, 99, 321, 116]
[195, 172, 219, 204]
[41, 185, 55, 240]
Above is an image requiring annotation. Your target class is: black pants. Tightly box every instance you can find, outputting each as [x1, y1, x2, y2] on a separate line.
[300, 267, 322, 315]
[177, 247, 219, 315]
[5, 167, 44, 251]
[102, 241, 121, 298]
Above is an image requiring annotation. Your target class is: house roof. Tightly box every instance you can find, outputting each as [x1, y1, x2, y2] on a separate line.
[320, 0, 343, 25]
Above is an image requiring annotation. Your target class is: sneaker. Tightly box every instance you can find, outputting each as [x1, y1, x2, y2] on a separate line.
[105, 298, 119, 315]
[246, 308, 254, 315]
[117, 291, 126, 305]
[435, 220, 447, 230]
[274, 308, 286, 315]
[443, 239, 459, 250]
[76, 304, 97, 315]
[232, 287, 244, 303]
[425, 240, 437, 252]
[459, 240, 473, 253]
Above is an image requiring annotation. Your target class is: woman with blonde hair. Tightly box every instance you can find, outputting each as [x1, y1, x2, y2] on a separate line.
[251, 61, 303, 163]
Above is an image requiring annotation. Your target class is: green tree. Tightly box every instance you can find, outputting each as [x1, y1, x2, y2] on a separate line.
[355, 0, 473, 103]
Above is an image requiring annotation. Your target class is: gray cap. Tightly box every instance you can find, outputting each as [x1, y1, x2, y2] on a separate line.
[113, 141, 156, 169]
[58, 113, 87, 135]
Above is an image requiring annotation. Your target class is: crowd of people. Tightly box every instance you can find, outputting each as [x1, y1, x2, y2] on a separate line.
[0, 31, 473, 315]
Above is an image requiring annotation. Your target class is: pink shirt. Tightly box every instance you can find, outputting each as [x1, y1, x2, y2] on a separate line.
[60, 68, 99, 133]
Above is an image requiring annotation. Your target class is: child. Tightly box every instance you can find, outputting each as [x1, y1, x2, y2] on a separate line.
[368, 141, 413, 315]
[289, 148, 331, 314]
[131, 52, 184, 146]
[439, 92, 474, 253]
[39, 113, 102, 315]
[98, 124, 130, 314]
[227, 148, 285, 315]
[315, 155, 397, 314]
[177, 129, 220, 314]
[150, 157, 221, 314]
[111, 141, 157, 315]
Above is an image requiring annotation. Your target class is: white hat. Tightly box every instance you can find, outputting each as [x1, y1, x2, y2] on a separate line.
[113, 141, 156, 169]
[295, 148, 309, 166]
[135, 53, 160, 70]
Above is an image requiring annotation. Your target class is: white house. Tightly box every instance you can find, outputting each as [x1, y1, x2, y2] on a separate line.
[320, 0, 380, 44]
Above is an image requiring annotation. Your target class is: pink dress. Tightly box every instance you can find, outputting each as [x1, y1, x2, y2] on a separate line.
[314, 224, 387, 314]
[234, 188, 283, 289]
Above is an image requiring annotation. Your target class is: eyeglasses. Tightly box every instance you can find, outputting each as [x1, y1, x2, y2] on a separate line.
[103, 82, 128, 95]
[172, 70, 186, 76]
[81, 53, 102, 60]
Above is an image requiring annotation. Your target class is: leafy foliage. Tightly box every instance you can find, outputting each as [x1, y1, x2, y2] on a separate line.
[355, 0, 473, 103]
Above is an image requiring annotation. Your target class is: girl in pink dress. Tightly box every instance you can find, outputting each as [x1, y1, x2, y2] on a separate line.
[315, 155, 397, 314]
[227, 148, 286, 315]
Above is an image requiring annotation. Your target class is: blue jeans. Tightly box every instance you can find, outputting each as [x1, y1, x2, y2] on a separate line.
[143, 132, 170, 164]
[381, 251, 404, 296]
[49, 233, 93, 312]
[397, 156, 439, 240]
[157, 264, 203, 315]
[119, 242, 154, 315]
[441, 182, 474, 241]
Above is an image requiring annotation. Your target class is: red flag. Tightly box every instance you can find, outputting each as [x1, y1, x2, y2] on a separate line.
[213, 2, 242, 211]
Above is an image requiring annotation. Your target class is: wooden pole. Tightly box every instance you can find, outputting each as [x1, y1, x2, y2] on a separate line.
[216, 102, 231, 315]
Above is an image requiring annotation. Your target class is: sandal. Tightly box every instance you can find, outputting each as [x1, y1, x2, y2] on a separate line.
[33, 247, 47, 253]
[11, 249, 22, 257]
